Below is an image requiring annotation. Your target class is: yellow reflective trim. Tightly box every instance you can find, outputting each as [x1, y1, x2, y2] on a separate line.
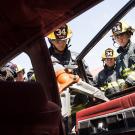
[100, 87, 105, 91]
[111, 82, 119, 87]
[117, 79, 125, 83]
[122, 66, 135, 77]
[100, 81, 119, 91]
[107, 83, 112, 89]
[100, 84, 108, 91]
[122, 68, 131, 73]
[131, 64, 135, 69]
[128, 75, 135, 81]
[117, 79, 126, 88]
[123, 70, 134, 77]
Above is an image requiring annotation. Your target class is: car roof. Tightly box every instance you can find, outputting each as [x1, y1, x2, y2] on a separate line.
[0, 0, 103, 65]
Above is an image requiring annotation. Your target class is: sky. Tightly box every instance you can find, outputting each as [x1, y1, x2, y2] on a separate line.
[12, 0, 135, 77]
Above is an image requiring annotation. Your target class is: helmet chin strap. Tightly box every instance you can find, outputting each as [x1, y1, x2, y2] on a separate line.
[112, 36, 116, 45]
[112, 36, 120, 49]
[67, 44, 71, 48]
[53, 44, 68, 54]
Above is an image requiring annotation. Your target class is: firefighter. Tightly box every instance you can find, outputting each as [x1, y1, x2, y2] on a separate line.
[0, 62, 17, 81]
[15, 65, 25, 81]
[47, 24, 94, 94]
[27, 68, 36, 82]
[112, 21, 135, 87]
[47, 24, 94, 134]
[94, 48, 126, 96]
[47, 24, 93, 84]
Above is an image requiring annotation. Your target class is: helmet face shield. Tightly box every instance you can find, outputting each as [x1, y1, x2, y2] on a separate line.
[50, 38, 67, 43]
[51, 39, 67, 52]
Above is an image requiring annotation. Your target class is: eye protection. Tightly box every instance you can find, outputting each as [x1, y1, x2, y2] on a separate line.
[50, 39, 68, 45]
[114, 32, 127, 38]
[105, 58, 115, 61]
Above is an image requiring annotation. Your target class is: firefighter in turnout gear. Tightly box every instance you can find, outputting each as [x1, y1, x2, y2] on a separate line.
[15, 65, 25, 81]
[27, 68, 36, 82]
[112, 21, 135, 87]
[94, 48, 126, 97]
[47, 24, 94, 134]
[47, 24, 93, 84]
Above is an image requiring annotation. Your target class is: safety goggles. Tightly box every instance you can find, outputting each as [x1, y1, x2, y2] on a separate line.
[105, 58, 115, 61]
[114, 32, 127, 38]
[50, 39, 67, 44]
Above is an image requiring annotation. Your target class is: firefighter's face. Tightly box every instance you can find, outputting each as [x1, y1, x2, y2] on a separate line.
[114, 33, 130, 47]
[105, 58, 115, 67]
[16, 71, 24, 81]
[52, 39, 67, 52]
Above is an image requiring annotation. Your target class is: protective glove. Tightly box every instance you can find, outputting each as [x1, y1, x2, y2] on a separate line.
[125, 71, 135, 86]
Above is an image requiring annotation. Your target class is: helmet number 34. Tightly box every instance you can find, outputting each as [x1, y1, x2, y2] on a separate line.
[112, 22, 122, 33]
[56, 28, 67, 36]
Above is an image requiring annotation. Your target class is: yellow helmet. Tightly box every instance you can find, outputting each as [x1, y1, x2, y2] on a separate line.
[31, 74, 36, 81]
[16, 65, 25, 74]
[102, 48, 117, 60]
[47, 24, 72, 40]
[112, 21, 135, 36]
